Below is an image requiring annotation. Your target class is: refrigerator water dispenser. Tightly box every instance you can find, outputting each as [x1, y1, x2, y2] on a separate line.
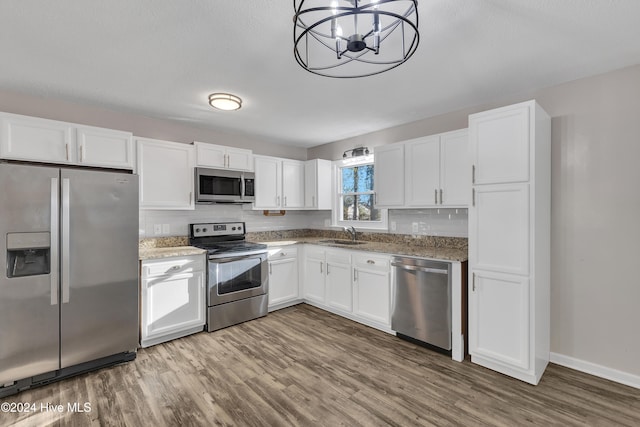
[6, 232, 50, 278]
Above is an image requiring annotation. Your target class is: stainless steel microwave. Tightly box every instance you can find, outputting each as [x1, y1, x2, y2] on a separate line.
[195, 167, 255, 203]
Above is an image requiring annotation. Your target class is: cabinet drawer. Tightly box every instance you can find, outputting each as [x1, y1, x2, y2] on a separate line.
[353, 254, 390, 272]
[268, 246, 298, 260]
[142, 255, 205, 278]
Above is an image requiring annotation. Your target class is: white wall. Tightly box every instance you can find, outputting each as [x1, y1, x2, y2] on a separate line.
[0, 88, 308, 160]
[310, 64, 640, 379]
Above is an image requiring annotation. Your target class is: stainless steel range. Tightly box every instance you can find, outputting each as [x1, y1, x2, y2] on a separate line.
[189, 222, 268, 332]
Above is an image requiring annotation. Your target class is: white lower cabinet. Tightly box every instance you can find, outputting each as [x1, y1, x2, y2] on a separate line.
[140, 254, 206, 347]
[469, 270, 530, 370]
[268, 246, 300, 310]
[302, 245, 391, 332]
[353, 254, 391, 327]
[325, 251, 352, 313]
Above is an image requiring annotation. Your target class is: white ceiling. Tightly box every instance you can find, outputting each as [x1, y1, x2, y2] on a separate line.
[1, 1, 640, 148]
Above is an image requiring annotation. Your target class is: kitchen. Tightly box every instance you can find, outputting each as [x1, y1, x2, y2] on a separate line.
[2, 1, 640, 425]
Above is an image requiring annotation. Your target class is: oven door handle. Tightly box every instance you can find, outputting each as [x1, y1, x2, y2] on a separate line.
[208, 251, 268, 262]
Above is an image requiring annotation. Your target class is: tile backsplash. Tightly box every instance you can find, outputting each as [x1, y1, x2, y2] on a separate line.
[139, 205, 468, 238]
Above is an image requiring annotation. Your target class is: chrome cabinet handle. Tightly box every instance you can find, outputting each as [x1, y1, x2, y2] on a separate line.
[439, 189, 443, 204]
[353, 268, 357, 281]
[65, 143, 70, 161]
[434, 189, 438, 204]
[320, 262, 323, 274]
[79, 143, 84, 162]
[284, 196, 287, 207]
[280, 252, 285, 257]
[472, 272, 476, 291]
[170, 265, 180, 271]
[326, 263, 330, 275]
[269, 262, 272, 275]
[472, 164, 476, 184]
[472, 188, 475, 206]
[367, 260, 375, 264]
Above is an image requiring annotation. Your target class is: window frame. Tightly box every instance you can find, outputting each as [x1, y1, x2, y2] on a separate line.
[332, 155, 388, 231]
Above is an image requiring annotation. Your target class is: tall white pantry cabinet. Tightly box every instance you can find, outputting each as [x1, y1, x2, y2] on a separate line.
[468, 100, 551, 385]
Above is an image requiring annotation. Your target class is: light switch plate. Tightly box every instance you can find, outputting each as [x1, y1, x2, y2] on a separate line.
[412, 222, 419, 233]
[162, 224, 170, 234]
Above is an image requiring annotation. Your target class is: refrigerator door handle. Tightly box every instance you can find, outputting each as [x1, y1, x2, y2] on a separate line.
[50, 177, 59, 306]
[61, 178, 71, 304]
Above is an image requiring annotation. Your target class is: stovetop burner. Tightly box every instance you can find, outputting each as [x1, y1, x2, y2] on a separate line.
[188, 221, 267, 255]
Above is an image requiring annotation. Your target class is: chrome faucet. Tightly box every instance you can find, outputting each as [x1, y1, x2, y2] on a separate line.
[343, 226, 357, 242]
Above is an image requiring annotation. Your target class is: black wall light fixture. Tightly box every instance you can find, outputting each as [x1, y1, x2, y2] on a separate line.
[293, 0, 419, 78]
[343, 146, 370, 158]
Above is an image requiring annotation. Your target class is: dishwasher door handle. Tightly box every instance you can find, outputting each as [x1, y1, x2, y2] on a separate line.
[391, 263, 448, 274]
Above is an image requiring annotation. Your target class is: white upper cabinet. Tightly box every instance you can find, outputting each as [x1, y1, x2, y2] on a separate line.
[0, 112, 134, 169]
[375, 128, 469, 209]
[405, 129, 469, 207]
[137, 137, 195, 210]
[76, 126, 134, 169]
[281, 160, 305, 209]
[304, 159, 332, 210]
[405, 135, 440, 206]
[470, 107, 530, 185]
[440, 129, 471, 206]
[194, 141, 253, 171]
[0, 113, 75, 164]
[254, 155, 305, 210]
[254, 155, 282, 209]
[374, 143, 405, 207]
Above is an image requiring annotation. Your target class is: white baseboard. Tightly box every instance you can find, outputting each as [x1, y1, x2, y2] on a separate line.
[550, 352, 640, 390]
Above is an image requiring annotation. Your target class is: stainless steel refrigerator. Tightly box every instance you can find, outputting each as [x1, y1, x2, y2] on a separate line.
[0, 162, 139, 397]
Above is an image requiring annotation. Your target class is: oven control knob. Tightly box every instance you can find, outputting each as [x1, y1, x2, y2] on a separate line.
[238, 226, 242, 231]
[195, 228, 201, 233]
[202, 228, 208, 233]
[232, 227, 236, 230]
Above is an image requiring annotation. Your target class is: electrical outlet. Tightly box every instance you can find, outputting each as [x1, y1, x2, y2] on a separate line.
[390, 221, 397, 231]
[162, 224, 170, 234]
[153, 224, 162, 235]
[412, 222, 419, 233]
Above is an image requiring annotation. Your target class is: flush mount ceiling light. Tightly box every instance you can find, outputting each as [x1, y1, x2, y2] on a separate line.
[293, 0, 419, 78]
[208, 93, 242, 111]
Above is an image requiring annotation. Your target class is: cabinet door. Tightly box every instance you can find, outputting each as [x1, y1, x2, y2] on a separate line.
[269, 257, 299, 306]
[374, 143, 404, 207]
[353, 255, 390, 325]
[254, 156, 281, 209]
[0, 114, 75, 164]
[325, 260, 352, 313]
[195, 142, 226, 168]
[304, 256, 326, 304]
[470, 103, 530, 185]
[470, 184, 529, 275]
[141, 270, 206, 341]
[305, 159, 332, 210]
[440, 129, 469, 206]
[405, 136, 440, 207]
[282, 160, 305, 208]
[137, 138, 195, 210]
[469, 270, 530, 370]
[77, 126, 134, 169]
[226, 147, 253, 171]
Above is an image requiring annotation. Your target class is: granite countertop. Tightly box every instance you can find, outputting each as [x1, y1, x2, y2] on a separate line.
[139, 230, 468, 262]
[138, 236, 206, 260]
[257, 237, 468, 262]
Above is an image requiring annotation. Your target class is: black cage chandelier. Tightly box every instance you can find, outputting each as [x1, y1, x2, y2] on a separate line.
[293, 0, 419, 78]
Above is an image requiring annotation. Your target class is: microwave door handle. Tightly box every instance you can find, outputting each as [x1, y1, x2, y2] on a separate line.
[240, 176, 246, 199]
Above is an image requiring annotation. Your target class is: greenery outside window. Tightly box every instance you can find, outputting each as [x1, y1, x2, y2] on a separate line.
[333, 155, 388, 230]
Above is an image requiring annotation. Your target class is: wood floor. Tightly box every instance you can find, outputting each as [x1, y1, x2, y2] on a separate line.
[2, 304, 639, 427]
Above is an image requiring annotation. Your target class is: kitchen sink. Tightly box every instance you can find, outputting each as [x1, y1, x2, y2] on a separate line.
[318, 239, 367, 246]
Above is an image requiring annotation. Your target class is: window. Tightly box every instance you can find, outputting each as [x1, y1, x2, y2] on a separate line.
[333, 155, 388, 230]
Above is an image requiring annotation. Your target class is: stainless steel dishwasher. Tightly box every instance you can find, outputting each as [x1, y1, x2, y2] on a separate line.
[391, 256, 452, 352]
